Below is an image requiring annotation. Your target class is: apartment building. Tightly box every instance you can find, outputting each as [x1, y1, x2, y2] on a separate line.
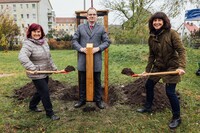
[0, 0, 55, 42]
[54, 16, 104, 36]
[54, 17, 76, 36]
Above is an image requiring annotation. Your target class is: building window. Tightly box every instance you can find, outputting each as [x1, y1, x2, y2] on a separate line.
[1, 5, 3, 9]
[32, 14, 36, 19]
[20, 4, 23, 9]
[22, 24, 24, 28]
[32, 4, 35, 9]
[21, 14, 23, 18]
[27, 14, 29, 19]
[26, 4, 28, 8]
[13, 14, 17, 21]
[13, 4, 16, 12]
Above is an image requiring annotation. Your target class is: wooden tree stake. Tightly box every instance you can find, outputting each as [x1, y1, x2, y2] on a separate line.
[86, 43, 94, 101]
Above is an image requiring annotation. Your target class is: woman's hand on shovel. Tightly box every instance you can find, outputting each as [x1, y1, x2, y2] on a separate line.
[176, 69, 185, 75]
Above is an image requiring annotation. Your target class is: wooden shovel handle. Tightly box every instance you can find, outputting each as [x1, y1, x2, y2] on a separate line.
[26, 70, 68, 74]
[132, 71, 179, 77]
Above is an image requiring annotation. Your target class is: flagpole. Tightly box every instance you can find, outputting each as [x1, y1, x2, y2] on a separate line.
[84, 0, 86, 10]
[91, 0, 93, 7]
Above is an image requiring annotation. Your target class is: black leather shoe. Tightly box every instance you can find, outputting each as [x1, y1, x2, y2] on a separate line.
[30, 108, 42, 112]
[74, 101, 86, 108]
[96, 101, 105, 109]
[168, 118, 181, 129]
[136, 107, 152, 113]
[47, 115, 60, 120]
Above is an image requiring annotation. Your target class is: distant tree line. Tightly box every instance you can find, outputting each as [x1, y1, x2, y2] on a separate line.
[101, 0, 200, 45]
[0, 11, 20, 51]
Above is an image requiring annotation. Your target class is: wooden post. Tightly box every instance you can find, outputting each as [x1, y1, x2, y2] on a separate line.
[76, 13, 80, 27]
[104, 13, 109, 103]
[86, 43, 94, 101]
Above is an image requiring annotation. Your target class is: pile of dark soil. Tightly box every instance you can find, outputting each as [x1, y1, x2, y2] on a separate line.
[122, 77, 176, 111]
[14, 77, 180, 111]
[14, 78, 79, 101]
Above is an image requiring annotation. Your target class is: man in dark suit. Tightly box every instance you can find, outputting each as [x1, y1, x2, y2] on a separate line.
[72, 7, 111, 109]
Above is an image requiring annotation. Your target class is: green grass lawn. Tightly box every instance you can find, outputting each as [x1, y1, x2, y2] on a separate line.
[0, 45, 200, 132]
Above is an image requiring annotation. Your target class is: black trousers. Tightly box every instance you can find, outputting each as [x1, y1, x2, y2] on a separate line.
[78, 71, 102, 102]
[145, 79, 180, 118]
[30, 76, 54, 116]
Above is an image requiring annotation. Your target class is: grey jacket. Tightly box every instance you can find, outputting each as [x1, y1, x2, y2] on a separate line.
[72, 22, 111, 72]
[18, 38, 57, 79]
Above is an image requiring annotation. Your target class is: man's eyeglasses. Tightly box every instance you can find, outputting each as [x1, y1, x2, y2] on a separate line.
[88, 14, 97, 16]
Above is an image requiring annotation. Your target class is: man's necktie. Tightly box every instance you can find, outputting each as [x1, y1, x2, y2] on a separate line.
[90, 25, 94, 30]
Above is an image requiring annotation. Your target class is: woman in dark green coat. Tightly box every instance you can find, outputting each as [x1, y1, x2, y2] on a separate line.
[137, 12, 186, 129]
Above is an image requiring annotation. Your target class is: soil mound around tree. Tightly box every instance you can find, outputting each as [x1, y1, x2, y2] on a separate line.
[122, 77, 178, 111]
[14, 78, 79, 101]
[14, 77, 180, 111]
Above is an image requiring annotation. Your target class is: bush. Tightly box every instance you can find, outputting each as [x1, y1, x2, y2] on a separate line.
[109, 27, 148, 44]
[11, 44, 22, 50]
[0, 44, 22, 51]
[48, 38, 72, 50]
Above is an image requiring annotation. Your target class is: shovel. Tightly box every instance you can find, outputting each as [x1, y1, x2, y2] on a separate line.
[26, 65, 75, 74]
[121, 68, 179, 77]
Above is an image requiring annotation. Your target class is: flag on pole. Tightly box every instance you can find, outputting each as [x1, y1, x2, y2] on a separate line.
[185, 8, 200, 21]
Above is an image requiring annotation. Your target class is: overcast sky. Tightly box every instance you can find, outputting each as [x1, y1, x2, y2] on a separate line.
[49, 0, 101, 16]
[49, 0, 199, 28]
[49, 0, 121, 25]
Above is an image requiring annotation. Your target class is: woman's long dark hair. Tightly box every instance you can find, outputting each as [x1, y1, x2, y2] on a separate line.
[148, 12, 171, 32]
[26, 23, 45, 39]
